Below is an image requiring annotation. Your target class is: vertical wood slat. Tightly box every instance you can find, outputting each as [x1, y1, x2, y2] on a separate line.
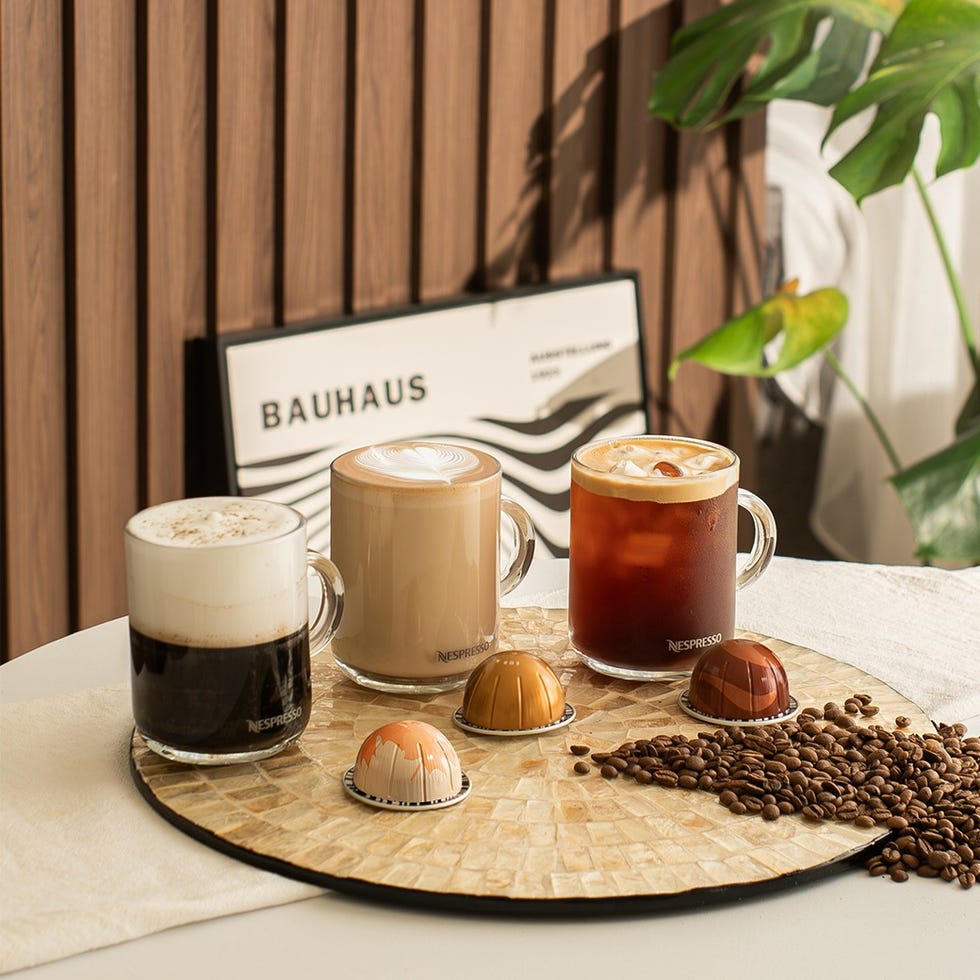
[418, 0, 482, 301]
[72, 0, 139, 629]
[727, 110, 768, 489]
[483, 0, 548, 288]
[144, 0, 208, 506]
[610, 0, 673, 432]
[0, 0, 71, 657]
[351, 0, 415, 312]
[214, 0, 277, 333]
[548, 0, 610, 280]
[664, 0, 732, 438]
[281, 0, 347, 323]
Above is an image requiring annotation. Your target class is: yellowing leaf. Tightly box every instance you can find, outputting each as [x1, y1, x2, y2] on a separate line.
[669, 286, 848, 380]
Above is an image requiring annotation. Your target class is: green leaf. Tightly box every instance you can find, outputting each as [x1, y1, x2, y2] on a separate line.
[889, 428, 980, 562]
[955, 379, 980, 436]
[648, 0, 899, 129]
[669, 286, 848, 380]
[827, 0, 980, 201]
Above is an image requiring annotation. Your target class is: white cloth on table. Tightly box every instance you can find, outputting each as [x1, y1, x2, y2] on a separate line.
[0, 687, 321, 975]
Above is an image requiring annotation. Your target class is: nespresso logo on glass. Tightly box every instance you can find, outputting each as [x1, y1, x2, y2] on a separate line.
[437, 639, 493, 663]
[260, 374, 427, 429]
[667, 633, 723, 654]
[247, 704, 304, 733]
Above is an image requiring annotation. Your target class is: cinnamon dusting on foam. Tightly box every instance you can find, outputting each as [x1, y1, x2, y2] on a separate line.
[126, 497, 300, 548]
[573, 437, 738, 503]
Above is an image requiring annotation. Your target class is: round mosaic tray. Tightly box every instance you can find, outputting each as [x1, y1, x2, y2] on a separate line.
[130, 607, 932, 914]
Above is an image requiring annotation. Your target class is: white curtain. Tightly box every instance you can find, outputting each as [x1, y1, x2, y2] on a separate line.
[766, 101, 979, 565]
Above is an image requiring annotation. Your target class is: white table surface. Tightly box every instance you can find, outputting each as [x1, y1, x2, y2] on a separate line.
[2, 557, 978, 979]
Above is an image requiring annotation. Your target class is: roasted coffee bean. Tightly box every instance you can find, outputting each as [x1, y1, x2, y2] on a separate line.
[573, 761, 591, 775]
[577, 705, 977, 889]
[570, 744, 591, 756]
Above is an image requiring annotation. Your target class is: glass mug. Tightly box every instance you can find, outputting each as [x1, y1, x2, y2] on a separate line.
[125, 497, 344, 765]
[329, 441, 535, 693]
[568, 435, 776, 680]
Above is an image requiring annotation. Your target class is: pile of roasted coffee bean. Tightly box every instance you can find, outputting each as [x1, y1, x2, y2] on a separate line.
[569, 695, 979, 888]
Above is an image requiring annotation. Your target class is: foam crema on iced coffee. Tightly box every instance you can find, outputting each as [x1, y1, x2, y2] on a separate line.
[572, 437, 738, 504]
[125, 497, 309, 649]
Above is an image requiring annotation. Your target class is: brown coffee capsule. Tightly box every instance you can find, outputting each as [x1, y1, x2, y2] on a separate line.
[680, 638, 799, 725]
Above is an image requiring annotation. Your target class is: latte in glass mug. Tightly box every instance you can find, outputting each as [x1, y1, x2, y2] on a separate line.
[329, 442, 535, 693]
[125, 497, 344, 764]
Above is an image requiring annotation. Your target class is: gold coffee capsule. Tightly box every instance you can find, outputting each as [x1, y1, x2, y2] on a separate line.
[454, 650, 575, 736]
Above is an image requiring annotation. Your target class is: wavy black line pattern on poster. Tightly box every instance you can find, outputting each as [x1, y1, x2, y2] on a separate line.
[241, 460, 333, 498]
[476, 394, 605, 435]
[234, 398, 641, 478]
[239, 448, 331, 469]
[419, 401, 644, 471]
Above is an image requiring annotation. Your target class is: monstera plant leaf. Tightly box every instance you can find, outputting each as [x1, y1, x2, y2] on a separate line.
[668, 282, 848, 379]
[890, 429, 980, 562]
[650, 0, 980, 201]
[648, 0, 901, 128]
[827, 0, 980, 201]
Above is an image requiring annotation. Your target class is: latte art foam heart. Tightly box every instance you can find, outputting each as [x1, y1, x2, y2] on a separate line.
[354, 444, 481, 483]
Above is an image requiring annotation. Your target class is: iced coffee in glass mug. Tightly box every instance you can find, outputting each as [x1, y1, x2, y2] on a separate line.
[126, 497, 344, 764]
[329, 441, 535, 693]
[568, 435, 776, 680]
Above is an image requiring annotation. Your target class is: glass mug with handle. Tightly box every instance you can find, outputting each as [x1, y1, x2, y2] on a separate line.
[329, 441, 535, 693]
[568, 435, 776, 680]
[125, 496, 344, 765]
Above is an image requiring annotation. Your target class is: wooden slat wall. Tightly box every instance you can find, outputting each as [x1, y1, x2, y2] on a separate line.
[0, 0, 764, 660]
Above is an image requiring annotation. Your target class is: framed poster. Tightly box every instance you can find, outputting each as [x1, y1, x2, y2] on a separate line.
[216, 274, 648, 557]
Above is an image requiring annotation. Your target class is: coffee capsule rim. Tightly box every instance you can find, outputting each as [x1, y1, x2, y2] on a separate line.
[678, 689, 801, 728]
[452, 702, 576, 737]
[342, 768, 472, 811]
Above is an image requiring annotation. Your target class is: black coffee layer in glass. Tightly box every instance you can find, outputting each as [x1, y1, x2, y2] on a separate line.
[130, 627, 311, 754]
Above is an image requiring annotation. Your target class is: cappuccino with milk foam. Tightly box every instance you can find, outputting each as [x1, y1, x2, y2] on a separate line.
[126, 497, 343, 764]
